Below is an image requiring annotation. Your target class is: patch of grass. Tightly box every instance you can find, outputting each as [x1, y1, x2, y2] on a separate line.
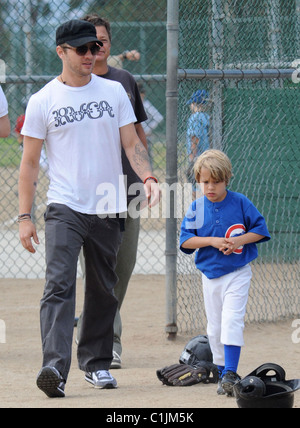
[0, 137, 22, 167]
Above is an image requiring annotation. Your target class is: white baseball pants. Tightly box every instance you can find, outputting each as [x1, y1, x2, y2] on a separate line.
[202, 264, 252, 366]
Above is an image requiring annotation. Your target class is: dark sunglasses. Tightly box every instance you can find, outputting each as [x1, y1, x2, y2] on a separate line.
[63, 43, 101, 56]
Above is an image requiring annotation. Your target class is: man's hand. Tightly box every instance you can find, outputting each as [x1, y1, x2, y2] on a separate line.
[126, 50, 140, 62]
[19, 221, 40, 253]
[143, 180, 161, 208]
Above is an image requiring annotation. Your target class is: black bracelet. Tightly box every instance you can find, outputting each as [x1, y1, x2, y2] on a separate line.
[18, 213, 31, 219]
[17, 213, 32, 224]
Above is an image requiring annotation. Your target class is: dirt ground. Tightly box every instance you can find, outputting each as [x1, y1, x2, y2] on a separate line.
[0, 274, 299, 409]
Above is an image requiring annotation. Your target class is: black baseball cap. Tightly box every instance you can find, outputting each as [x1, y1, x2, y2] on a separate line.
[56, 19, 103, 47]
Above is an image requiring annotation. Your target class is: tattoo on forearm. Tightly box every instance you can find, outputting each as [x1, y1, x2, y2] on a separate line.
[133, 141, 151, 174]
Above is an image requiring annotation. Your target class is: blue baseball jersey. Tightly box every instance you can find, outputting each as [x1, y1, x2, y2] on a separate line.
[180, 190, 271, 279]
[186, 112, 210, 156]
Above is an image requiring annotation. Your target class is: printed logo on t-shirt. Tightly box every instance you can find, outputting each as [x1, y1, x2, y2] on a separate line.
[225, 224, 246, 254]
[52, 101, 115, 127]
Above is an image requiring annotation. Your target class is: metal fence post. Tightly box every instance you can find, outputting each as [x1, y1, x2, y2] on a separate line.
[211, 0, 224, 150]
[297, 0, 300, 58]
[165, 0, 179, 339]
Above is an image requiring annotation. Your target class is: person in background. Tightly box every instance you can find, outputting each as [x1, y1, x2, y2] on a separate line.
[75, 14, 149, 370]
[186, 89, 210, 195]
[138, 83, 164, 166]
[0, 85, 10, 138]
[15, 111, 25, 146]
[108, 49, 140, 69]
[15, 104, 48, 173]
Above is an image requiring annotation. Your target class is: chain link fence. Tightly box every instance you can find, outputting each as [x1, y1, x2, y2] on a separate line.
[0, 0, 167, 278]
[0, 1, 299, 333]
[177, 77, 300, 331]
[176, 0, 300, 333]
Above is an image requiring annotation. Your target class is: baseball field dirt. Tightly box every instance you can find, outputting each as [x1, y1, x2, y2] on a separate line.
[0, 274, 299, 409]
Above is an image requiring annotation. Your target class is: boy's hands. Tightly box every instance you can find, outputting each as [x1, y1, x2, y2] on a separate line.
[211, 236, 243, 255]
[219, 237, 242, 255]
[182, 233, 263, 254]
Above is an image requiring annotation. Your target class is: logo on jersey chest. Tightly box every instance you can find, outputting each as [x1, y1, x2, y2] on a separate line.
[225, 224, 246, 254]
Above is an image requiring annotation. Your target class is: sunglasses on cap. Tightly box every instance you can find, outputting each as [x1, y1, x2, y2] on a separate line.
[63, 43, 101, 56]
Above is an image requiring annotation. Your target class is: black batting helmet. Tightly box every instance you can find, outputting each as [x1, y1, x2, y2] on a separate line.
[233, 363, 300, 408]
[179, 335, 213, 367]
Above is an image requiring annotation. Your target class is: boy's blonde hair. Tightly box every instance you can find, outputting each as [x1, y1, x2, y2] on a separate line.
[194, 149, 233, 185]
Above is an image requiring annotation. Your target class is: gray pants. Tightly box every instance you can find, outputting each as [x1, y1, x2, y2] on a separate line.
[78, 214, 140, 356]
[113, 214, 140, 356]
[41, 203, 121, 381]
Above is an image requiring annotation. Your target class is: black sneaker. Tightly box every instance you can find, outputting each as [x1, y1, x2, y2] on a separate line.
[221, 371, 241, 396]
[36, 366, 66, 398]
[217, 379, 226, 395]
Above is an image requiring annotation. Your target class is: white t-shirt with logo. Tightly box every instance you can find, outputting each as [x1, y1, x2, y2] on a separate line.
[21, 74, 137, 215]
[0, 85, 8, 118]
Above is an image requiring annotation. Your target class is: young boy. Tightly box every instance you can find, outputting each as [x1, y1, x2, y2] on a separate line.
[180, 149, 270, 396]
[186, 89, 210, 192]
[186, 89, 210, 163]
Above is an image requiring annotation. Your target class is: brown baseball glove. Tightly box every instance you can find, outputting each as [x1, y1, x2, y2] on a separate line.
[157, 362, 219, 386]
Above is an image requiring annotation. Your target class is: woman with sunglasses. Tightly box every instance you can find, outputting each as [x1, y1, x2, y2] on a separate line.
[18, 19, 160, 399]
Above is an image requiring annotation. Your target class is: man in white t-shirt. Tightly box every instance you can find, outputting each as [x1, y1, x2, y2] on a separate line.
[0, 85, 10, 138]
[18, 19, 159, 398]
